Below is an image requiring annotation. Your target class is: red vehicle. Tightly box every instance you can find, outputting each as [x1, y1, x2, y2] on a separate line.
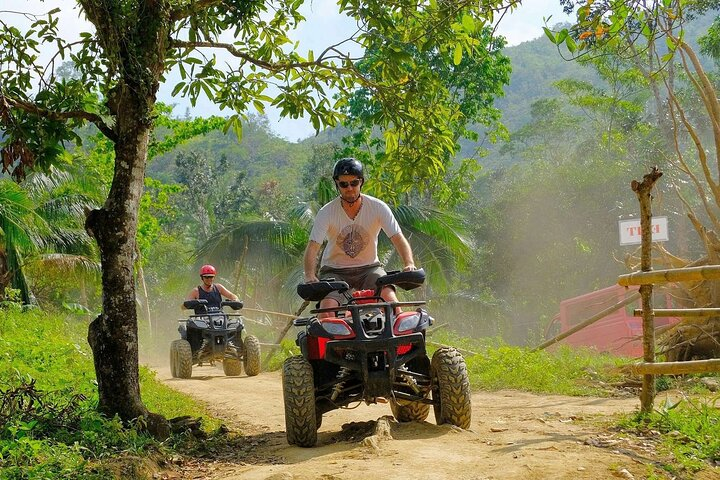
[544, 284, 680, 357]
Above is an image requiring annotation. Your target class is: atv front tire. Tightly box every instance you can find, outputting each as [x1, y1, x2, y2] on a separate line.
[431, 347, 471, 429]
[170, 340, 193, 379]
[223, 358, 243, 376]
[390, 398, 430, 422]
[282, 355, 317, 447]
[244, 335, 261, 376]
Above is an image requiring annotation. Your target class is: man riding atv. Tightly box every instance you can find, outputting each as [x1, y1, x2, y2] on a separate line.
[183, 264, 239, 311]
[171, 264, 261, 378]
[283, 159, 472, 447]
[302, 158, 417, 314]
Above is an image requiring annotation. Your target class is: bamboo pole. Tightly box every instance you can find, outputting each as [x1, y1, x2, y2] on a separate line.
[632, 167, 662, 414]
[623, 358, 720, 375]
[261, 300, 309, 369]
[532, 292, 641, 351]
[242, 307, 298, 319]
[135, 245, 152, 338]
[618, 265, 720, 286]
[633, 308, 720, 317]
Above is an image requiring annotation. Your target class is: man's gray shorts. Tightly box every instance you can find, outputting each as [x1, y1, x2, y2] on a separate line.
[318, 263, 392, 304]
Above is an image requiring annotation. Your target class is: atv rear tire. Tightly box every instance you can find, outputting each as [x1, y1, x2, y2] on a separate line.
[282, 355, 317, 447]
[244, 335, 261, 376]
[170, 340, 193, 379]
[390, 398, 430, 422]
[431, 347, 471, 429]
[223, 358, 243, 376]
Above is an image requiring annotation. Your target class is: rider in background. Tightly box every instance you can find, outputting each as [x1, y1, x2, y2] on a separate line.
[182, 264, 239, 312]
[303, 158, 417, 318]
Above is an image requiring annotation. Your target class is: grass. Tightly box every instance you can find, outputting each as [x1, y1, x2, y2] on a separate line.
[0, 300, 225, 480]
[617, 394, 720, 476]
[429, 330, 628, 395]
[2, 298, 718, 478]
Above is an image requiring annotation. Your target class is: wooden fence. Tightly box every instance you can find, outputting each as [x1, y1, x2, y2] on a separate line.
[618, 168, 720, 413]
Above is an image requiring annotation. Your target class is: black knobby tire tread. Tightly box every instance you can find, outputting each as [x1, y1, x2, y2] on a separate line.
[391, 398, 430, 422]
[282, 356, 317, 447]
[223, 358, 242, 376]
[432, 347, 471, 429]
[171, 339, 193, 379]
[170, 342, 178, 378]
[243, 335, 261, 376]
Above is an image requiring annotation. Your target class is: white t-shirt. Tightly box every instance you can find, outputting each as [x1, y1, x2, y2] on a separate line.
[310, 194, 401, 268]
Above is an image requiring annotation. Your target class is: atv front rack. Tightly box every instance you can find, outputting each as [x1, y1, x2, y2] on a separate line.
[310, 301, 426, 315]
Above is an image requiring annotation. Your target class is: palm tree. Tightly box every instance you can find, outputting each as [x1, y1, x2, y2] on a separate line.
[0, 179, 46, 303]
[0, 166, 100, 305]
[194, 177, 472, 309]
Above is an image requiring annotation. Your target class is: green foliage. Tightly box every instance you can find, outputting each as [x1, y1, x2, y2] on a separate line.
[618, 394, 720, 474]
[264, 339, 300, 371]
[342, 24, 512, 207]
[0, 308, 222, 478]
[430, 331, 627, 396]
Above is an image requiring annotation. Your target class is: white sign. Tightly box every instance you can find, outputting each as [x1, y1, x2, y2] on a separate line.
[619, 217, 669, 245]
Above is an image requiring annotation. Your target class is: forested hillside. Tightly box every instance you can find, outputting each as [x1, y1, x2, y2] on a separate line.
[2, 5, 719, 350]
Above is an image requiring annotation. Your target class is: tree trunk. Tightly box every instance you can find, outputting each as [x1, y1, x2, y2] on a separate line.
[85, 89, 170, 435]
[78, 0, 172, 438]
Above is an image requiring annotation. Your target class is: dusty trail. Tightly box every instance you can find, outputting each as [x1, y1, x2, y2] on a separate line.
[153, 364, 684, 480]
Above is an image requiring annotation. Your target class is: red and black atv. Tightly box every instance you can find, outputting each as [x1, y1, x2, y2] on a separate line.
[282, 269, 471, 447]
[170, 299, 261, 379]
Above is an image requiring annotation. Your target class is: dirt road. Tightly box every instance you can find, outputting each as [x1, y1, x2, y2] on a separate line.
[153, 363, 692, 480]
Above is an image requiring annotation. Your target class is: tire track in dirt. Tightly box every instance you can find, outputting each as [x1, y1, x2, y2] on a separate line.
[156, 365, 670, 480]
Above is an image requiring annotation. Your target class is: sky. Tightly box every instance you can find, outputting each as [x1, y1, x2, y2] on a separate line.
[13, 1, 572, 141]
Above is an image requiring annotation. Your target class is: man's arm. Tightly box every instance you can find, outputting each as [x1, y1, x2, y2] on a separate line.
[303, 240, 322, 282]
[216, 284, 239, 301]
[390, 233, 416, 271]
[181, 287, 199, 309]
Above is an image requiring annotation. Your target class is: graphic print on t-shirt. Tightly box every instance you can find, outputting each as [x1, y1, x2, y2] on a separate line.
[337, 224, 369, 258]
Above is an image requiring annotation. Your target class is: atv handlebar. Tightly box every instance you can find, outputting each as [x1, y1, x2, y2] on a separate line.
[183, 299, 243, 311]
[222, 300, 243, 310]
[183, 299, 208, 310]
[296, 268, 426, 301]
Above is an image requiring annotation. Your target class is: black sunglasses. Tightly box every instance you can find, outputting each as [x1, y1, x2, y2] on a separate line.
[201, 275, 215, 279]
[337, 179, 361, 188]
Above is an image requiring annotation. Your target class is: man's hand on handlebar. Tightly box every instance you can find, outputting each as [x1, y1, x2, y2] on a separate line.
[304, 273, 319, 283]
[403, 264, 417, 272]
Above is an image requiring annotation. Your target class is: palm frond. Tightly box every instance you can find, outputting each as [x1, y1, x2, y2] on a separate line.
[36, 193, 97, 222]
[45, 227, 96, 255]
[287, 203, 316, 227]
[391, 205, 473, 268]
[23, 166, 74, 197]
[29, 253, 101, 275]
[0, 180, 50, 252]
[194, 219, 309, 263]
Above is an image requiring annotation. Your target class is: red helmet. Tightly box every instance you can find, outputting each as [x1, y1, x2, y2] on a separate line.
[199, 264, 217, 276]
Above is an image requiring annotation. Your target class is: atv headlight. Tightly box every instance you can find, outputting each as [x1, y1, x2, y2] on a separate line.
[320, 319, 355, 339]
[394, 313, 420, 334]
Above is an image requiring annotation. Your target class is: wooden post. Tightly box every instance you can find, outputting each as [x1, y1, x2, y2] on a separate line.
[632, 167, 662, 414]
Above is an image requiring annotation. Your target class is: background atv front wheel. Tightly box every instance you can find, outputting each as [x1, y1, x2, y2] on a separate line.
[170, 340, 193, 379]
[390, 398, 430, 422]
[223, 358, 243, 376]
[282, 355, 317, 447]
[243, 335, 261, 376]
[431, 347, 471, 429]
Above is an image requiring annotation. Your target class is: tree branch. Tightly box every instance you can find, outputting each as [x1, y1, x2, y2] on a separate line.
[2, 95, 116, 142]
[170, 0, 223, 21]
[170, 39, 358, 74]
